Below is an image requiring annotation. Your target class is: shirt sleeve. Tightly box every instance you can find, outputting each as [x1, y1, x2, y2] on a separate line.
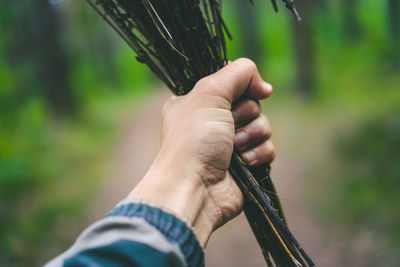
[45, 199, 204, 267]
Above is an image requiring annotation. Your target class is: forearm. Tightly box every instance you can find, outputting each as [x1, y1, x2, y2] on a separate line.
[128, 152, 215, 246]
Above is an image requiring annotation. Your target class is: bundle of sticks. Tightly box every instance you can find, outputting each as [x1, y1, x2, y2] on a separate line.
[86, 0, 314, 266]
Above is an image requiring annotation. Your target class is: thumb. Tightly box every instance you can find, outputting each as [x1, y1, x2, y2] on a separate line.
[192, 58, 272, 107]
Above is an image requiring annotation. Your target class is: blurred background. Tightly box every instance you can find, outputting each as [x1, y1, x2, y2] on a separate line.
[1, 0, 399, 266]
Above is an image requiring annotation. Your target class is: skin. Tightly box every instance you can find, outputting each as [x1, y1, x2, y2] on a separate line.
[128, 58, 275, 247]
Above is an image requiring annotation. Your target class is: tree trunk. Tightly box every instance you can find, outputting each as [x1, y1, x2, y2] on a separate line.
[291, 0, 316, 97]
[342, 0, 361, 39]
[387, 0, 400, 68]
[233, 0, 262, 64]
[33, 1, 75, 114]
[388, 0, 400, 44]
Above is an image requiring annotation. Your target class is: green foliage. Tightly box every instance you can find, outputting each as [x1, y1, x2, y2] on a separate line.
[0, 88, 148, 264]
[1, 0, 400, 264]
[0, 91, 147, 264]
[0, 1, 151, 263]
[330, 109, 400, 247]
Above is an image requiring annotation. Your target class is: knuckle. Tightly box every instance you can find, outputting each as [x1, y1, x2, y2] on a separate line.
[236, 58, 257, 73]
[195, 76, 218, 93]
[194, 77, 231, 108]
[248, 100, 261, 116]
[259, 115, 272, 138]
[268, 142, 276, 161]
[233, 99, 260, 121]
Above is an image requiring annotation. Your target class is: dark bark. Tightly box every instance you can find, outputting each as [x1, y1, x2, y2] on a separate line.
[4, 1, 74, 114]
[387, 0, 400, 68]
[233, 0, 262, 64]
[315, 0, 327, 12]
[33, 2, 74, 114]
[291, 0, 317, 97]
[341, 0, 362, 39]
[388, 0, 400, 44]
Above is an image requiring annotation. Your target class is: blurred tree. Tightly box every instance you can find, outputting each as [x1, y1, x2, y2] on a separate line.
[232, 0, 262, 64]
[315, 0, 327, 12]
[0, 0, 147, 264]
[34, 1, 75, 114]
[5, 0, 74, 115]
[341, 0, 362, 39]
[387, 0, 400, 67]
[388, 0, 399, 41]
[291, 0, 317, 97]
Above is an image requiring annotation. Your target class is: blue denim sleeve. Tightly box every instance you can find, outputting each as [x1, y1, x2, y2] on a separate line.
[45, 199, 204, 267]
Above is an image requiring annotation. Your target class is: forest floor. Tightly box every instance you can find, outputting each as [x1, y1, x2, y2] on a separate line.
[55, 89, 387, 267]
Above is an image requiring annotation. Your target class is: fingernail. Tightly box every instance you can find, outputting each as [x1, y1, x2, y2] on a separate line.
[263, 82, 273, 94]
[242, 150, 257, 164]
[234, 131, 249, 145]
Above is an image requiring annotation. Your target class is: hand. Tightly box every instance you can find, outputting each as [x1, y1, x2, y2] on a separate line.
[128, 58, 275, 246]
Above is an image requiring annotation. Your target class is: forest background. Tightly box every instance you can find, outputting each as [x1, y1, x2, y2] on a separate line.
[1, 0, 399, 266]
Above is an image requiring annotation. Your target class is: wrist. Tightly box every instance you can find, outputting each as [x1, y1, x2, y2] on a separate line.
[128, 155, 215, 246]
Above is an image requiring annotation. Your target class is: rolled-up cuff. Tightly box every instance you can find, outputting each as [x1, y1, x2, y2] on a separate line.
[107, 198, 205, 267]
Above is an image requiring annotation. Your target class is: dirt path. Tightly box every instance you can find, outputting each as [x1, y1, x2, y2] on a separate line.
[85, 91, 343, 266]
[87, 90, 168, 220]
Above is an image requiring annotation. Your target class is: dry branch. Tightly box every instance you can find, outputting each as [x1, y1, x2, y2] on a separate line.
[86, 1, 314, 266]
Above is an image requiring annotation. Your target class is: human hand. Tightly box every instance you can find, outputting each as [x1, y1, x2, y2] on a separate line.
[128, 58, 275, 246]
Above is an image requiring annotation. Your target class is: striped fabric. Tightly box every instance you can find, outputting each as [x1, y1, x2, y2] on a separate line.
[46, 199, 204, 267]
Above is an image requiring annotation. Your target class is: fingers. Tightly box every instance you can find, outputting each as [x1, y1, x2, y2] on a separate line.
[233, 106, 275, 166]
[232, 98, 261, 128]
[190, 57, 275, 166]
[193, 58, 272, 106]
[234, 114, 272, 150]
[241, 139, 275, 166]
